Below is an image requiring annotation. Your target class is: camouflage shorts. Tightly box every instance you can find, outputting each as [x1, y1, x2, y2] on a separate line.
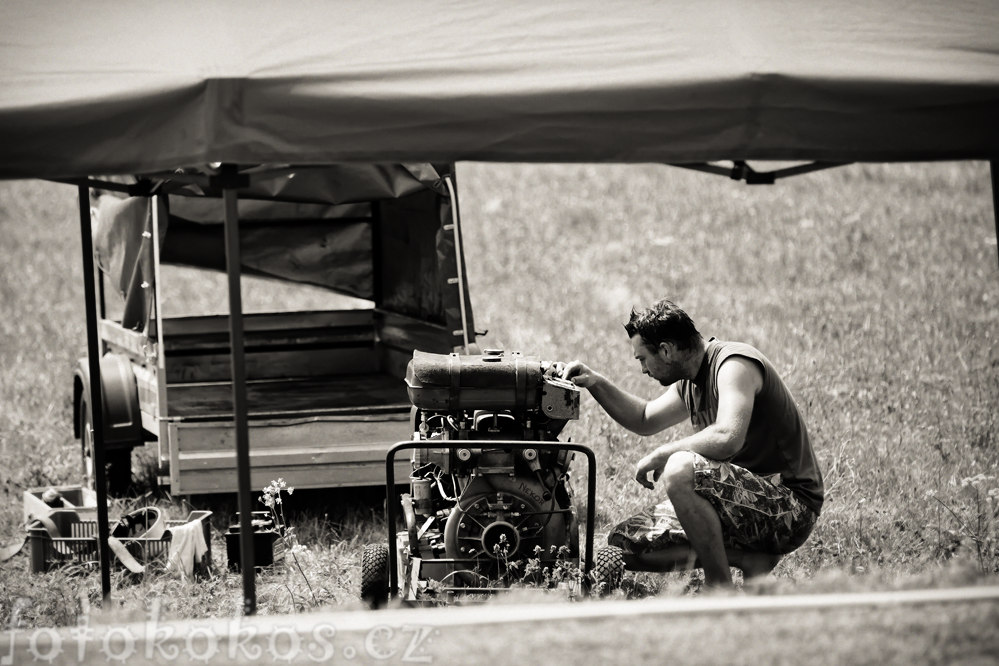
[608, 452, 817, 555]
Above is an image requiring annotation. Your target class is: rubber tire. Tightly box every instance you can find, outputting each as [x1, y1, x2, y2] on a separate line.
[590, 545, 626, 595]
[361, 543, 390, 609]
[81, 399, 133, 497]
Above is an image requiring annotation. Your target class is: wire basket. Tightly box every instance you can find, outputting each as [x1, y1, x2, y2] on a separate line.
[27, 509, 212, 574]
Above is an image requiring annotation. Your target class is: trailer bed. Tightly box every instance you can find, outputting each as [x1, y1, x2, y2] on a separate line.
[166, 373, 410, 421]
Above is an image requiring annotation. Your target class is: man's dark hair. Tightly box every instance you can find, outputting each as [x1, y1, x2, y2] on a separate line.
[624, 299, 701, 350]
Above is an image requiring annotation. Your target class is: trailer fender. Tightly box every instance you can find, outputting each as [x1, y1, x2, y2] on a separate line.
[73, 353, 142, 448]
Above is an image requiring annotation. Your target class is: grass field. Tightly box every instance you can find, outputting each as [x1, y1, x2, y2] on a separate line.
[399, 596, 999, 665]
[1, 161, 997, 632]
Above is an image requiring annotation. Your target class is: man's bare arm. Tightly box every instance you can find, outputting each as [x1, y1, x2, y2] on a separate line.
[634, 356, 762, 488]
[558, 361, 688, 435]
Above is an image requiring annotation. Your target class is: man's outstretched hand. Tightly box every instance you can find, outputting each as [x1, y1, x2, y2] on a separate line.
[548, 360, 600, 389]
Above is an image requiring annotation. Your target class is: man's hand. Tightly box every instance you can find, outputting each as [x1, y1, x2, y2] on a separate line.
[635, 450, 667, 490]
[551, 360, 600, 389]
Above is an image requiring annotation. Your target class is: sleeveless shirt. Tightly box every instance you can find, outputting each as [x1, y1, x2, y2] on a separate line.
[678, 338, 824, 514]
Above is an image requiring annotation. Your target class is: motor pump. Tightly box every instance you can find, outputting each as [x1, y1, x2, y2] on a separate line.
[361, 349, 583, 602]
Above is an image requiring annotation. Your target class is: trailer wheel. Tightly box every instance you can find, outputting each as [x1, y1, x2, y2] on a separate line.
[590, 545, 625, 595]
[360, 543, 390, 609]
[81, 399, 133, 497]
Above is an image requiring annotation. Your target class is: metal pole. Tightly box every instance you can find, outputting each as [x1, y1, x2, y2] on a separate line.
[442, 176, 470, 352]
[77, 185, 113, 601]
[991, 160, 998, 270]
[220, 165, 256, 614]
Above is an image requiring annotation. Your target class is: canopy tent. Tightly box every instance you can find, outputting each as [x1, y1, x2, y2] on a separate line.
[1, 0, 997, 613]
[1, 0, 997, 176]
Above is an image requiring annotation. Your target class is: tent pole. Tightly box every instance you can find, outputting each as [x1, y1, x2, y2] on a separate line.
[77, 185, 113, 602]
[221, 165, 256, 615]
[991, 160, 999, 270]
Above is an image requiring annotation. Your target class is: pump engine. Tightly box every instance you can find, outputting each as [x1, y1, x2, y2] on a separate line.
[361, 349, 582, 603]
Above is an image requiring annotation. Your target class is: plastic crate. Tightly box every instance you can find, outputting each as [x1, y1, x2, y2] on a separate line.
[26, 509, 212, 574]
[23, 485, 97, 523]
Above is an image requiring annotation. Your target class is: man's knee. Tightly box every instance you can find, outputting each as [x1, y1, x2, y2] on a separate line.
[662, 450, 697, 498]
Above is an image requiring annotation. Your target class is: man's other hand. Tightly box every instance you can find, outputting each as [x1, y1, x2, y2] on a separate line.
[635, 451, 666, 490]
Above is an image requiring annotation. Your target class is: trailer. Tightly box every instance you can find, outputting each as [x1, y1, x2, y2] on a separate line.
[72, 164, 478, 495]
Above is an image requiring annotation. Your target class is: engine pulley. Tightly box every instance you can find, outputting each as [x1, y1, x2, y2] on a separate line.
[442, 474, 568, 568]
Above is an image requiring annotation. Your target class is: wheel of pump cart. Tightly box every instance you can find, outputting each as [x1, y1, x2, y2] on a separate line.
[361, 543, 390, 609]
[81, 398, 132, 497]
[590, 546, 625, 595]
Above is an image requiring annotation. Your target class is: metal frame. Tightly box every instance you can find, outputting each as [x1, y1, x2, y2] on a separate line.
[55, 174, 203, 197]
[442, 175, 471, 352]
[670, 160, 851, 185]
[383, 439, 597, 600]
[992, 160, 999, 269]
[74, 164, 260, 612]
[151, 195, 169, 446]
[77, 185, 113, 600]
[219, 165, 257, 614]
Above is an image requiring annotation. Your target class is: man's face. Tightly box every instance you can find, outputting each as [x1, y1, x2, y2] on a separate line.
[630, 334, 681, 386]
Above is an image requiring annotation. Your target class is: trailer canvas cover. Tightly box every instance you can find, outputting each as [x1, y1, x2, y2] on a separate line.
[1, 0, 998, 177]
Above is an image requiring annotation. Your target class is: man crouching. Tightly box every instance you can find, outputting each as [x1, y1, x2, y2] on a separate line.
[556, 299, 823, 588]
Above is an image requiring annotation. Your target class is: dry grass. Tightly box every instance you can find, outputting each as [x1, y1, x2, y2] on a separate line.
[0, 161, 997, 628]
[423, 599, 999, 665]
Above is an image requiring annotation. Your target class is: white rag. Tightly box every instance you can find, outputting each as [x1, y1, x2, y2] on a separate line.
[165, 521, 208, 580]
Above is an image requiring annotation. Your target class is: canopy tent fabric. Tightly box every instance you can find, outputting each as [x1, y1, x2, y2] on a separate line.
[1, 0, 997, 180]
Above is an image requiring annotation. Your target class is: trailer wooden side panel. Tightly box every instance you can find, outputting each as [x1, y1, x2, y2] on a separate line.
[168, 416, 412, 493]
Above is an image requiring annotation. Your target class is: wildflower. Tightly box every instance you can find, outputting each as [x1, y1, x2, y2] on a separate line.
[257, 479, 317, 608]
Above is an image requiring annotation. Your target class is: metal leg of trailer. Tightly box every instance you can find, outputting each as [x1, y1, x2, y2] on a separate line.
[77, 185, 113, 602]
[221, 165, 257, 615]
